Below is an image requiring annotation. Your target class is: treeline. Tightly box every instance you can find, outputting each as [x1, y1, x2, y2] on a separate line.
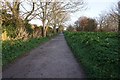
[70, 16, 97, 32]
[0, 0, 85, 41]
[67, 4, 119, 32]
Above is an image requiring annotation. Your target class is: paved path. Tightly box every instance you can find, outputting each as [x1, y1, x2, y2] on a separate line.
[3, 34, 86, 78]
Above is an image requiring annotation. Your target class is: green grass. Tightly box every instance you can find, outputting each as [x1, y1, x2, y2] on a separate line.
[2, 37, 49, 66]
[64, 31, 120, 78]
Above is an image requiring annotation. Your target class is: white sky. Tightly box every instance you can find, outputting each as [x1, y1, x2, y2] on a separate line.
[30, 0, 119, 26]
[65, 0, 119, 25]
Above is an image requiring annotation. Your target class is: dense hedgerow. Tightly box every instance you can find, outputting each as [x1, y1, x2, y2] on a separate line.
[2, 37, 49, 66]
[64, 31, 120, 78]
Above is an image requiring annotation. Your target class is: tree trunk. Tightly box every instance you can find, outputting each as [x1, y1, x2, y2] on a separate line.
[42, 29, 46, 37]
[42, 20, 47, 37]
[118, 15, 120, 33]
[53, 24, 56, 34]
[42, 26, 46, 37]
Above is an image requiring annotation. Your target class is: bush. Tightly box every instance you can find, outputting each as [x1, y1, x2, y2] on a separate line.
[25, 23, 33, 35]
[64, 31, 119, 78]
[3, 24, 17, 38]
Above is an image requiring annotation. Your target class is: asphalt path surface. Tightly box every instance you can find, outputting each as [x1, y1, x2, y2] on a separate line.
[3, 34, 86, 78]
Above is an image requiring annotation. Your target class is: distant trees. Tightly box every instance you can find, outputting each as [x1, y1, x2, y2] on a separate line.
[68, 1, 119, 32]
[35, 1, 69, 37]
[96, 2, 119, 32]
[97, 10, 118, 32]
[67, 25, 75, 32]
[58, 25, 64, 33]
[74, 12, 118, 32]
[34, 0, 85, 37]
[98, 13, 118, 32]
[74, 16, 97, 32]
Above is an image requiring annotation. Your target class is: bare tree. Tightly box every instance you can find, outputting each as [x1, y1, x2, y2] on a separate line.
[76, 16, 97, 32]
[35, 0, 85, 37]
[118, 1, 120, 32]
[1, 0, 86, 38]
[97, 4, 119, 32]
[1, 0, 37, 39]
[35, 1, 53, 37]
[50, 2, 69, 33]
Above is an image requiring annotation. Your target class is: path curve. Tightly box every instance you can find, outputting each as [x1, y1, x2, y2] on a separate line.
[3, 34, 86, 78]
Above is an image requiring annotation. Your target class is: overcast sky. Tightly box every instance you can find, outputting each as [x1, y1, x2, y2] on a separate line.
[30, 0, 119, 26]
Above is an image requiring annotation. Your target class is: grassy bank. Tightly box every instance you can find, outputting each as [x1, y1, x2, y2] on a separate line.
[64, 31, 119, 78]
[2, 37, 50, 66]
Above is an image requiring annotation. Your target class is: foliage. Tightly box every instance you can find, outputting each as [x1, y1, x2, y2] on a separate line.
[75, 16, 97, 31]
[64, 31, 119, 78]
[58, 25, 64, 33]
[25, 22, 33, 35]
[1, 9, 18, 38]
[67, 25, 75, 32]
[2, 37, 49, 66]
[3, 25, 17, 39]
[45, 26, 53, 37]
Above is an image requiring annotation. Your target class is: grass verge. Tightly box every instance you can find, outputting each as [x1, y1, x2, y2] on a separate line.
[64, 31, 120, 78]
[2, 37, 49, 67]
